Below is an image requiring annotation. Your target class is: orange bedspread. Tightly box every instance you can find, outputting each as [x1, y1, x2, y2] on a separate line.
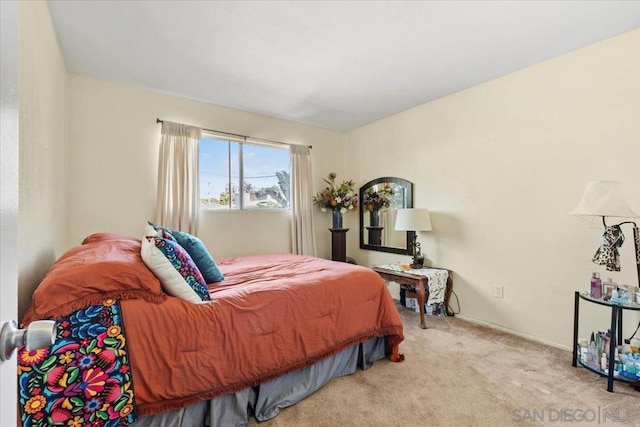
[123, 254, 404, 415]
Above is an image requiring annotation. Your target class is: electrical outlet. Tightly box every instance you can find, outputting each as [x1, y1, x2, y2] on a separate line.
[494, 285, 504, 298]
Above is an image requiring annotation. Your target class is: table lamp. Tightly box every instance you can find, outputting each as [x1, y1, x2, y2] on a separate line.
[395, 208, 432, 268]
[570, 181, 639, 285]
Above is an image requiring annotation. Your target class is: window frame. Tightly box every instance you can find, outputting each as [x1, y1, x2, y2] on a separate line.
[200, 132, 291, 211]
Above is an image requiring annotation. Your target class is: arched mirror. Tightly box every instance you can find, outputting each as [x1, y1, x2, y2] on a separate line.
[359, 177, 414, 254]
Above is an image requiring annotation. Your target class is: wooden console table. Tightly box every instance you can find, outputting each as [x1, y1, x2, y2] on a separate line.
[329, 228, 349, 262]
[372, 267, 453, 329]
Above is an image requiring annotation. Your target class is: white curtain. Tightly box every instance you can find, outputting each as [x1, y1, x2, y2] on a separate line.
[382, 209, 393, 246]
[155, 121, 202, 234]
[290, 145, 317, 256]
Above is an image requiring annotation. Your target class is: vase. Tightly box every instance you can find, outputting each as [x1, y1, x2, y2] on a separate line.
[369, 210, 380, 227]
[332, 211, 343, 229]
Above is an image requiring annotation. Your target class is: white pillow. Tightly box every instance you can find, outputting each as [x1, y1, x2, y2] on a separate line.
[140, 236, 208, 304]
[143, 223, 160, 239]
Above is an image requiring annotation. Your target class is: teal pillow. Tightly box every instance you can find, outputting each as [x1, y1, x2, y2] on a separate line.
[171, 231, 224, 283]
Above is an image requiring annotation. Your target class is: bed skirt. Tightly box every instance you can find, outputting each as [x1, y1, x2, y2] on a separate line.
[130, 336, 386, 427]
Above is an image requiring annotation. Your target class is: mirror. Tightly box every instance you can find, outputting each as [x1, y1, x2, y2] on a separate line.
[359, 177, 414, 255]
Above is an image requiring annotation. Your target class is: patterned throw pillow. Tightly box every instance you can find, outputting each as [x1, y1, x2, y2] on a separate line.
[140, 236, 210, 303]
[146, 221, 224, 284]
[146, 221, 175, 241]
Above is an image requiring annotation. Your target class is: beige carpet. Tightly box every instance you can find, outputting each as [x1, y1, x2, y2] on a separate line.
[254, 304, 639, 426]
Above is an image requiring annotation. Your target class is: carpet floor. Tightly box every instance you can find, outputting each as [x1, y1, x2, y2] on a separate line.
[254, 304, 639, 426]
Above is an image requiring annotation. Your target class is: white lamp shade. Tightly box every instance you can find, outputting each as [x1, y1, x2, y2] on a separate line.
[570, 181, 638, 218]
[394, 208, 432, 231]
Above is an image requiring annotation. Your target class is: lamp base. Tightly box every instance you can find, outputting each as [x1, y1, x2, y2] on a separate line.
[411, 252, 425, 269]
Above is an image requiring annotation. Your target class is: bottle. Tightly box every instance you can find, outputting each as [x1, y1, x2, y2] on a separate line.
[617, 285, 629, 303]
[611, 288, 619, 303]
[602, 277, 617, 301]
[589, 342, 597, 367]
[579, 339, 589, 363]
[590, 273, 602, 299]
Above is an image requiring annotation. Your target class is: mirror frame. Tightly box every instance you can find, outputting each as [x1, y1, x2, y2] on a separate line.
[359, 177, 415, 255]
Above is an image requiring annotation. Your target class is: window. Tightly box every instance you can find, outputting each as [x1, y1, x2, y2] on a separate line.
[199, 136, 290, 210]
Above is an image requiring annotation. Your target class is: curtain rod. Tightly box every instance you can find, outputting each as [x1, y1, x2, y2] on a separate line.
[156, 118, 311, 149]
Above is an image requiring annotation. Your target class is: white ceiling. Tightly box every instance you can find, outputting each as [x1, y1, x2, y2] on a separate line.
[47, 1, 640, 131]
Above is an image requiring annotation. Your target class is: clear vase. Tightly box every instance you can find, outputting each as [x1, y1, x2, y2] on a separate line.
[370, 210, 380, 227]
[332, 211, 343, 229]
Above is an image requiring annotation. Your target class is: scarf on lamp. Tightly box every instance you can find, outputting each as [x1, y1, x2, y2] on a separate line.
[592, 225, 625, 271]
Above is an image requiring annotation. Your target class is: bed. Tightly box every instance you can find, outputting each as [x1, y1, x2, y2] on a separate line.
[19, 234, 404, 426]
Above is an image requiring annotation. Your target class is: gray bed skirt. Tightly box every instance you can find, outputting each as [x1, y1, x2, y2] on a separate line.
[131, 336, 387, 427]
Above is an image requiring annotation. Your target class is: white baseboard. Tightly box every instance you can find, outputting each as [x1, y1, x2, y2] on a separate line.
[455, 314, 572, 352]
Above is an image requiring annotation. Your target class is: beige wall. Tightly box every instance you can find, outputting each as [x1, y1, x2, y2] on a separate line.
[66, 75, 345, 259]
[17, 4, 639, 349]
[18, 1, 68, 318]
[345, 29, 640, 348]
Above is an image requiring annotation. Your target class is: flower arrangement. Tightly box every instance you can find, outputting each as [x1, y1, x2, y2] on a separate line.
[363, 183, 394, 212]
[313, 172, 358, 213]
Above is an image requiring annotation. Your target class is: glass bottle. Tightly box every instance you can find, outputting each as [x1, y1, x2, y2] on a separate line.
[590, 272, 602, 299]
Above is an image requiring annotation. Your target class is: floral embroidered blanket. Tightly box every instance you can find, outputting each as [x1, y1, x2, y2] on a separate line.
[18, 300, 136, 427]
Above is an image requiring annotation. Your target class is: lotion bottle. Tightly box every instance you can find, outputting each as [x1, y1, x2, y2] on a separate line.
[590, 272, 602, 299]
